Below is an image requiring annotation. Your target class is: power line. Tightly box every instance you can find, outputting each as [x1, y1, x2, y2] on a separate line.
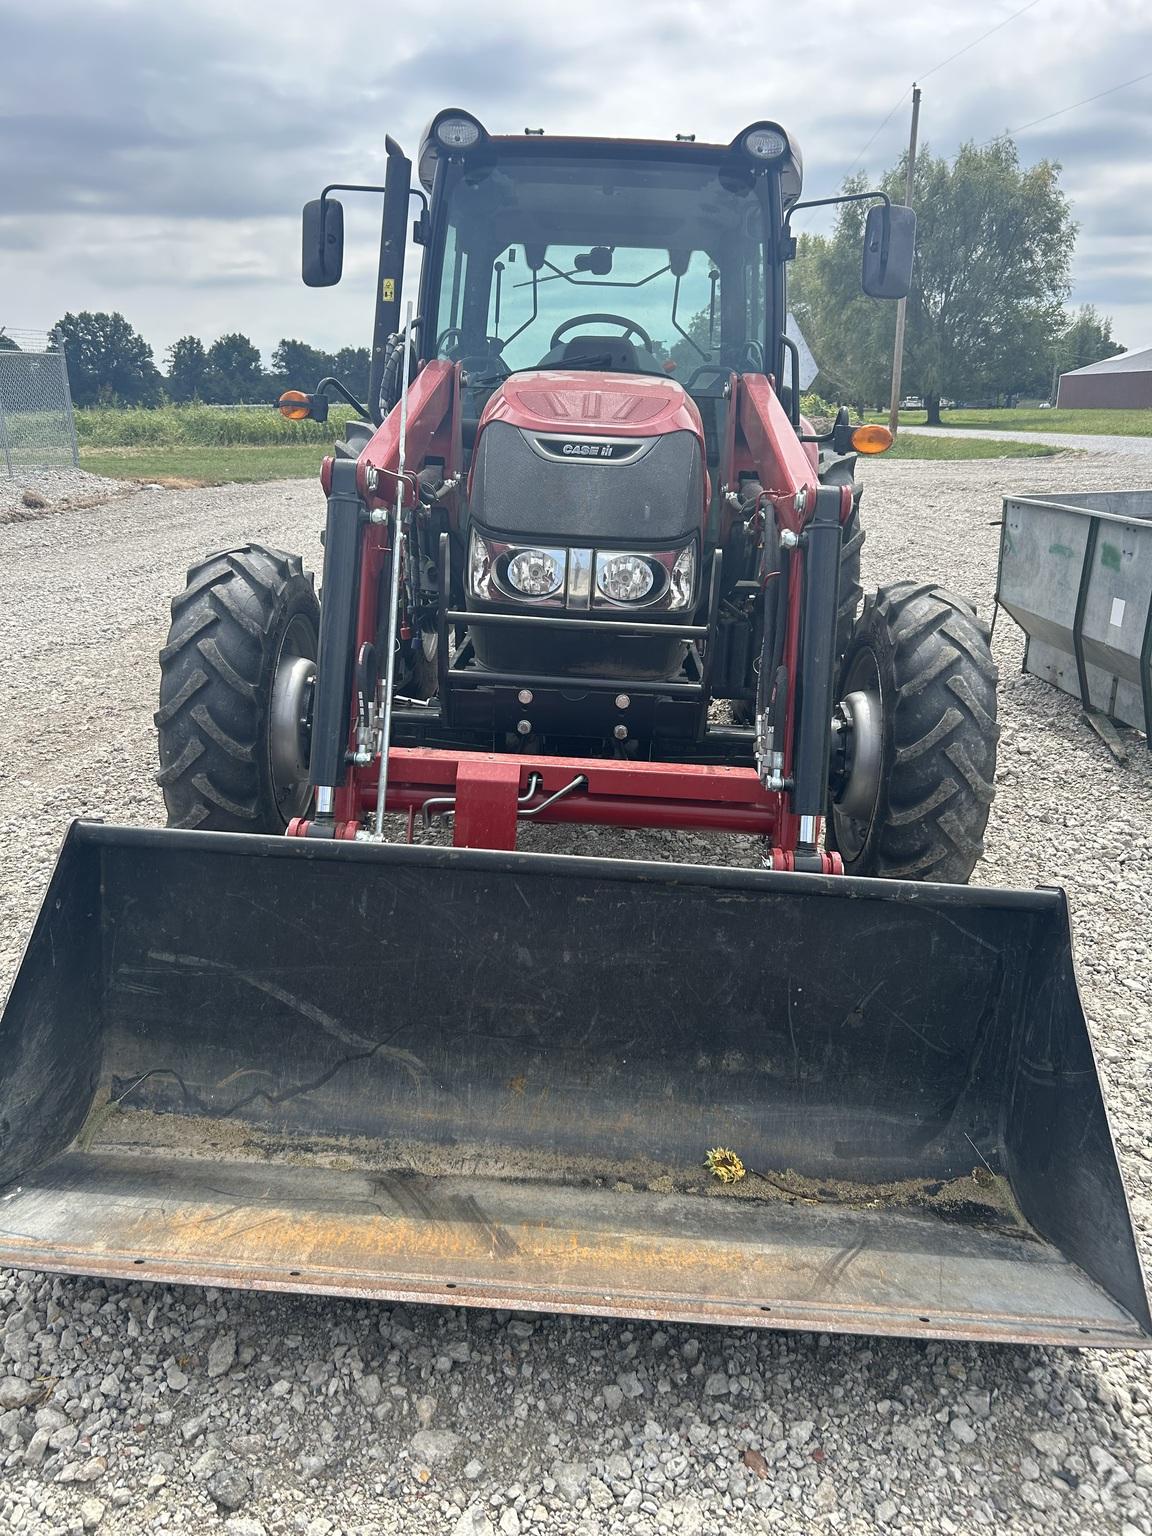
[843, 0, 1045, 179]
[844, 87, 912, 179]
[918, 0, 1044, 82]
[986, 66, 1152, 141]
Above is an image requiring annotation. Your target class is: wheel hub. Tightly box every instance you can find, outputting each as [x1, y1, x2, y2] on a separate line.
[270, 653, 316, 791]
[834, 688, 883, 821]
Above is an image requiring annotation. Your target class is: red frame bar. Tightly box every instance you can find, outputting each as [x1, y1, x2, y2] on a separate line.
[359, 747, 780, 849]
[452, 758, 523, 849]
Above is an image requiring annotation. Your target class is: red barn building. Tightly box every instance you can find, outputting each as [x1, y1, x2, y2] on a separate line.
[1057, 347, 1152, 409]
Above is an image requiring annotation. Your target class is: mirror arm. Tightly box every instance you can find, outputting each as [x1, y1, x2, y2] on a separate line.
[784, 189, 891, 235]
[314, 376, 372, 422]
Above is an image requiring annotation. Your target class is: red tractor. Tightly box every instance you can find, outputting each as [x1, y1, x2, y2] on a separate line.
[1, 111, 1146, 1349]
[156, 110, 995, 879]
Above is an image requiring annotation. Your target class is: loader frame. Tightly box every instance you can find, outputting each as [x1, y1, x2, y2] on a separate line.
[298, 360, 850, 865]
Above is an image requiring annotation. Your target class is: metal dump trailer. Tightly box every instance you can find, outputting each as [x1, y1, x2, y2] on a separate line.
[999, 489, 1152, 741]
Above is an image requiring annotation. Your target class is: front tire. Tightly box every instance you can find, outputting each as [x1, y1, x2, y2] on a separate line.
[156, 544, 319, 833]
[827, 582, 999, 884]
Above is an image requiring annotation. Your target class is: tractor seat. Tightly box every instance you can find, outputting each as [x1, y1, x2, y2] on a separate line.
[561, 335, 641, 371]
[535, 336, 664, 375]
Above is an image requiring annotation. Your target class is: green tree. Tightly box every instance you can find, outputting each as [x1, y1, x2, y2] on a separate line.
[791, 139, 1077, 423]
[52, 311, 163, 406]
[166, 336, 210, 403]
[269, 341, 372, 401]
[332, 346, 371, 399]
[1055, 305, 1124, 383]
[0, 331, 18, 351]
[790, 224, 892, 409]
[270, 338, 334, 392]
[204, 333, 265, 403]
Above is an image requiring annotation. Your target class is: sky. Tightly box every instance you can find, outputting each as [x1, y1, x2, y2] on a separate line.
[2, 0, 1150, 366]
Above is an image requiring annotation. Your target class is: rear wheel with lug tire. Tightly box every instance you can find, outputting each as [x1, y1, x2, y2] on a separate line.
[156, 544, 319, 833]
[827, 581, 999, 884]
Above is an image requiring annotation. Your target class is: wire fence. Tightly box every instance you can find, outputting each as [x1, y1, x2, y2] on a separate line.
[0, 342, 80, 476]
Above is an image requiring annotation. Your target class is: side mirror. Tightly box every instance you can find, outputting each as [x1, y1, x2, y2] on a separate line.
[573, 246, 613, 276]
[302, 197, 344, 287]
[861, 204, 916, 300]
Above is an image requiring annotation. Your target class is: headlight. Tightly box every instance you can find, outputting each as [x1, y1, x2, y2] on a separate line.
[668, 544, 696, 610]
[435, 115, 481, 150]
[743, 126, 788, 160]
[597, 553, 655, 603]
[506, 548, 564, 598]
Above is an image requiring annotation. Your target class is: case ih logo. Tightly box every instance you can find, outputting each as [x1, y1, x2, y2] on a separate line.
[538, 437, 635, 461]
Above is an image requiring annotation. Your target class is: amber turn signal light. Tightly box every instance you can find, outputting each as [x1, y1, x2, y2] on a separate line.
[278, 389, 313, 421]
[850, 424, 894, 454]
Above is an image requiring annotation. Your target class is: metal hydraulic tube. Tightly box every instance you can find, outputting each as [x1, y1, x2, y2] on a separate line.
[308, 457, 364, 806]
[791, 486, 844, 827]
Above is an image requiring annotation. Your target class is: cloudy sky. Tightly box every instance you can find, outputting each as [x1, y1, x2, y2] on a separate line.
[2, 0, 1149, 365]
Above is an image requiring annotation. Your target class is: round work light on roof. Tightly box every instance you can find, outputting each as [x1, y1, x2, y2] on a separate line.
[435, 115, 482, 150]
[743, 125, 788, 160]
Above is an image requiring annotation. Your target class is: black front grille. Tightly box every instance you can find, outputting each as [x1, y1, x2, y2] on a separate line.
[470, 422, 703, 543]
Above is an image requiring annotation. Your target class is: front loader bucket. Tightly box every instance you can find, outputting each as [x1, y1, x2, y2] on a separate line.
[1, 822, 1148, 1347]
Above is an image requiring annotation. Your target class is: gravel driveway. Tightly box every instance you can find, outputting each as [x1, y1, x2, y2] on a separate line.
[900, 424, 1152, 456]
[1, 455, 1151, 1536]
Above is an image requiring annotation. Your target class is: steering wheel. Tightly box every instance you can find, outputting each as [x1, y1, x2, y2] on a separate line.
[738, 340, 766, 372]
[550, 313, 655, 351]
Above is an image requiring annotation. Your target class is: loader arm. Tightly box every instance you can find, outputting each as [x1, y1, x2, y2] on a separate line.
[733, 374, 851, 856]
[308, 361, 461, 821]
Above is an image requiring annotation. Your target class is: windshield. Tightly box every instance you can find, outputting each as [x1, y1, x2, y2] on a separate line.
[429, 150, 771, 383]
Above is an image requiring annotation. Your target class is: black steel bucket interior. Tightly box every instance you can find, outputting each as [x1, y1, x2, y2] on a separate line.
[0, 822, 1147, 1345]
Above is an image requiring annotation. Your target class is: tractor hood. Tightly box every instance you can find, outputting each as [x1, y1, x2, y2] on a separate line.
[477, 370, 706, 454]
[468, 371, 708, 545]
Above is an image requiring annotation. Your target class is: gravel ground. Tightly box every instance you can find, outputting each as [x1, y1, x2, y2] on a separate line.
[0, 468, 139, 525]
[1, 456, 1151, 1536]
[900, 425, 1152, 456]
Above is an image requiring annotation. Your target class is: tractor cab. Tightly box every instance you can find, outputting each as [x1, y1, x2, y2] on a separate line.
[415, 113, 804, 486]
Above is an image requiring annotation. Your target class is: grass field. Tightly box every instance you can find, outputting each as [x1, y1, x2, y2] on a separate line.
[75, 403, 360, 447]
[80, 428, 1063, 484]
[868, 406, 1151, 436]
[76, 405, 348, 484]
[80, 444, 327, 484]
[883, 434, 1060, 460]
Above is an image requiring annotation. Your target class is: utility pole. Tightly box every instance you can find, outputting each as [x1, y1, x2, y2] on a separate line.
[888, 84, 921, 435]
